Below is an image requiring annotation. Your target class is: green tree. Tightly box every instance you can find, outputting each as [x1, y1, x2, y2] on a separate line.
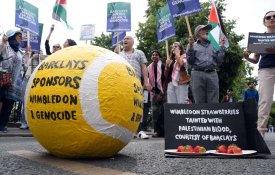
[91, 32, 113, 51]
[136, 0, 248, 101]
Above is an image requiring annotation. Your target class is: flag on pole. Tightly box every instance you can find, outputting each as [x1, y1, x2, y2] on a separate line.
[52, 0, 73, 29]
[208, 2, 229, 50]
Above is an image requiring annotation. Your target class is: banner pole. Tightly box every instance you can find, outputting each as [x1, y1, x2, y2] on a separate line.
[165, 40, 169, 60]
[116, 33, 120, 53]
[27, 31, 30, 47]
[185, 16, 193, 36]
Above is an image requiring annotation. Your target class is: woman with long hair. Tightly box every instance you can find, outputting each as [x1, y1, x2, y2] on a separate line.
[165, 42, 189, 104]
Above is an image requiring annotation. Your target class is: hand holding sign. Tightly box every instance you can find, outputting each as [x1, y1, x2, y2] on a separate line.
[188, 36, 195, 48]
[247, 32, 275, 54]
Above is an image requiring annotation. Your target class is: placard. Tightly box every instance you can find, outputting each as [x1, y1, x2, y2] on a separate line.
[15, 0, 39, 35]
[80, 24, 95, 41]
[107, 2, 131, 32]
[164, 103, 247, 150]
[156, 4, 175, 43]
[167, 0, 201, 18]
[247, 32, 275, 54]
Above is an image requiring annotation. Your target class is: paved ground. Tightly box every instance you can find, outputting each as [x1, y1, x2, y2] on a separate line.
[0, 128, 275, 175]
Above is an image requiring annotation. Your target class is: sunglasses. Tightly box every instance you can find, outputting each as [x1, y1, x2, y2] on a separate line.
[265, 15, 275, 20]
[53, 45, 60, 48]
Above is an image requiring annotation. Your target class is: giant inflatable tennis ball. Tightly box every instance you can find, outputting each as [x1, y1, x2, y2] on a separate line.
[24, 46, 143, 158]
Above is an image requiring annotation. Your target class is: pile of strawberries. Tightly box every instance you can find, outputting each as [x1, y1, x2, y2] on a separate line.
[177, 145, 206, 153]
[216, 144, 243, 154]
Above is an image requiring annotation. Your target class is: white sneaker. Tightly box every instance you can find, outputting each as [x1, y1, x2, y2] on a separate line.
[138, 131, 149, 139]
[20, 124, 29, 129]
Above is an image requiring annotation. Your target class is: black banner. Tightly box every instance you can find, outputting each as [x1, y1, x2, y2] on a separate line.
[164, 103, 247, 150]
[247, 32, 275, 53]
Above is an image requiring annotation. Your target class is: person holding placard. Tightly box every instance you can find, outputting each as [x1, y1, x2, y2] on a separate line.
[243, 11, 275, 138]
[187, 24, 225, 104]
[165, 42, 190, 104]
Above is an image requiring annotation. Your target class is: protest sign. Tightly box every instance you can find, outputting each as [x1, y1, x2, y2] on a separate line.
[167, 0, 201, 18]
[156, 4, 175, 43]
[247, 32, 275, 53]
[80, 24, 95, 41]
[112, 32, 126, 47]
[15, 0, 39, 35]
[107, 2, 131, 32]
[21, 23, 43, 52]
[164, 103, 247, 150]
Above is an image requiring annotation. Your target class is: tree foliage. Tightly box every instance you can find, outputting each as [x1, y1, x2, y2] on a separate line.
[136, 0, 249, 101]
[91, 32, 112, 51]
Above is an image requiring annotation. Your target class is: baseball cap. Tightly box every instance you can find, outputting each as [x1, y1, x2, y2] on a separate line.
[6, 29, 22, 38]
[194, 24, 212, 37]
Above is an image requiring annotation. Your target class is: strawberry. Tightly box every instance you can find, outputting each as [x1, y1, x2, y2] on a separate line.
[182, 145, 193, 152]
[177, 145, 184, 152]
[227, 148, 234, 154]
[198, 146, 206, 153]
[233, 147, 243, 154]
[217, 145, 227, 153]
[193, 146, 201, 153]
[228, 144, 237, 150]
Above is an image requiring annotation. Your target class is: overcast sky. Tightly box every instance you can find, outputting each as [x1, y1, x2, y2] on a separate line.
[0, 0, 273, 47]
[0, 0, 274, 75]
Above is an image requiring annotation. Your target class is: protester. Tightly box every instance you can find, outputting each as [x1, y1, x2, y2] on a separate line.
[20, 50, 47, 129]
[187, 24, 225, 103]
[63, 39, 77, 48]
[45, 24, 62, 55]
[0, 29, 24, 132]
[243, 82, 259, 104]
[147, 50, 166, 137]
[221, 88, 237, 103]
[19, 46, 32, 129]
[165, 42, 189, 104]
[116, 35, 151, 139]
[243, 10, 275, 138]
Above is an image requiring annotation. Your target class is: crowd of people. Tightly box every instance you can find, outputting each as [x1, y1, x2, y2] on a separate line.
[115, 11, 275, 139]
[0, 11, 274, 140]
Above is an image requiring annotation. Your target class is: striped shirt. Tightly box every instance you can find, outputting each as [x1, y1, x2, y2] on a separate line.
[119, 49, 148, 79]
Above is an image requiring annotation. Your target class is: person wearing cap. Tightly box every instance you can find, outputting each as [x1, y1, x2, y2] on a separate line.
[165, 42, 190, 104]
[45, 24, 62, 55]
[243, 11, 275, 138]
[186, 24, 225, 104]
[0, 28, 25, 133]
[147, 50, 166, 137]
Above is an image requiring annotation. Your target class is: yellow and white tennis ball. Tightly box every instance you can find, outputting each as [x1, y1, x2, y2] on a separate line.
[25, 45, 143, 158]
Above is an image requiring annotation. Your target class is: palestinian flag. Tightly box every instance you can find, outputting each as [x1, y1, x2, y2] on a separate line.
[52, 0, 73, 29]
[208, 2, 229, 50]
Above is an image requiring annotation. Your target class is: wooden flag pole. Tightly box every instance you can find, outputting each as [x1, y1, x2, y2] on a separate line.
[116, 33, 120, 53]
[27, 31, 30, 48]
[165, 40, 169, 60]
[185, 16, 193, 36]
